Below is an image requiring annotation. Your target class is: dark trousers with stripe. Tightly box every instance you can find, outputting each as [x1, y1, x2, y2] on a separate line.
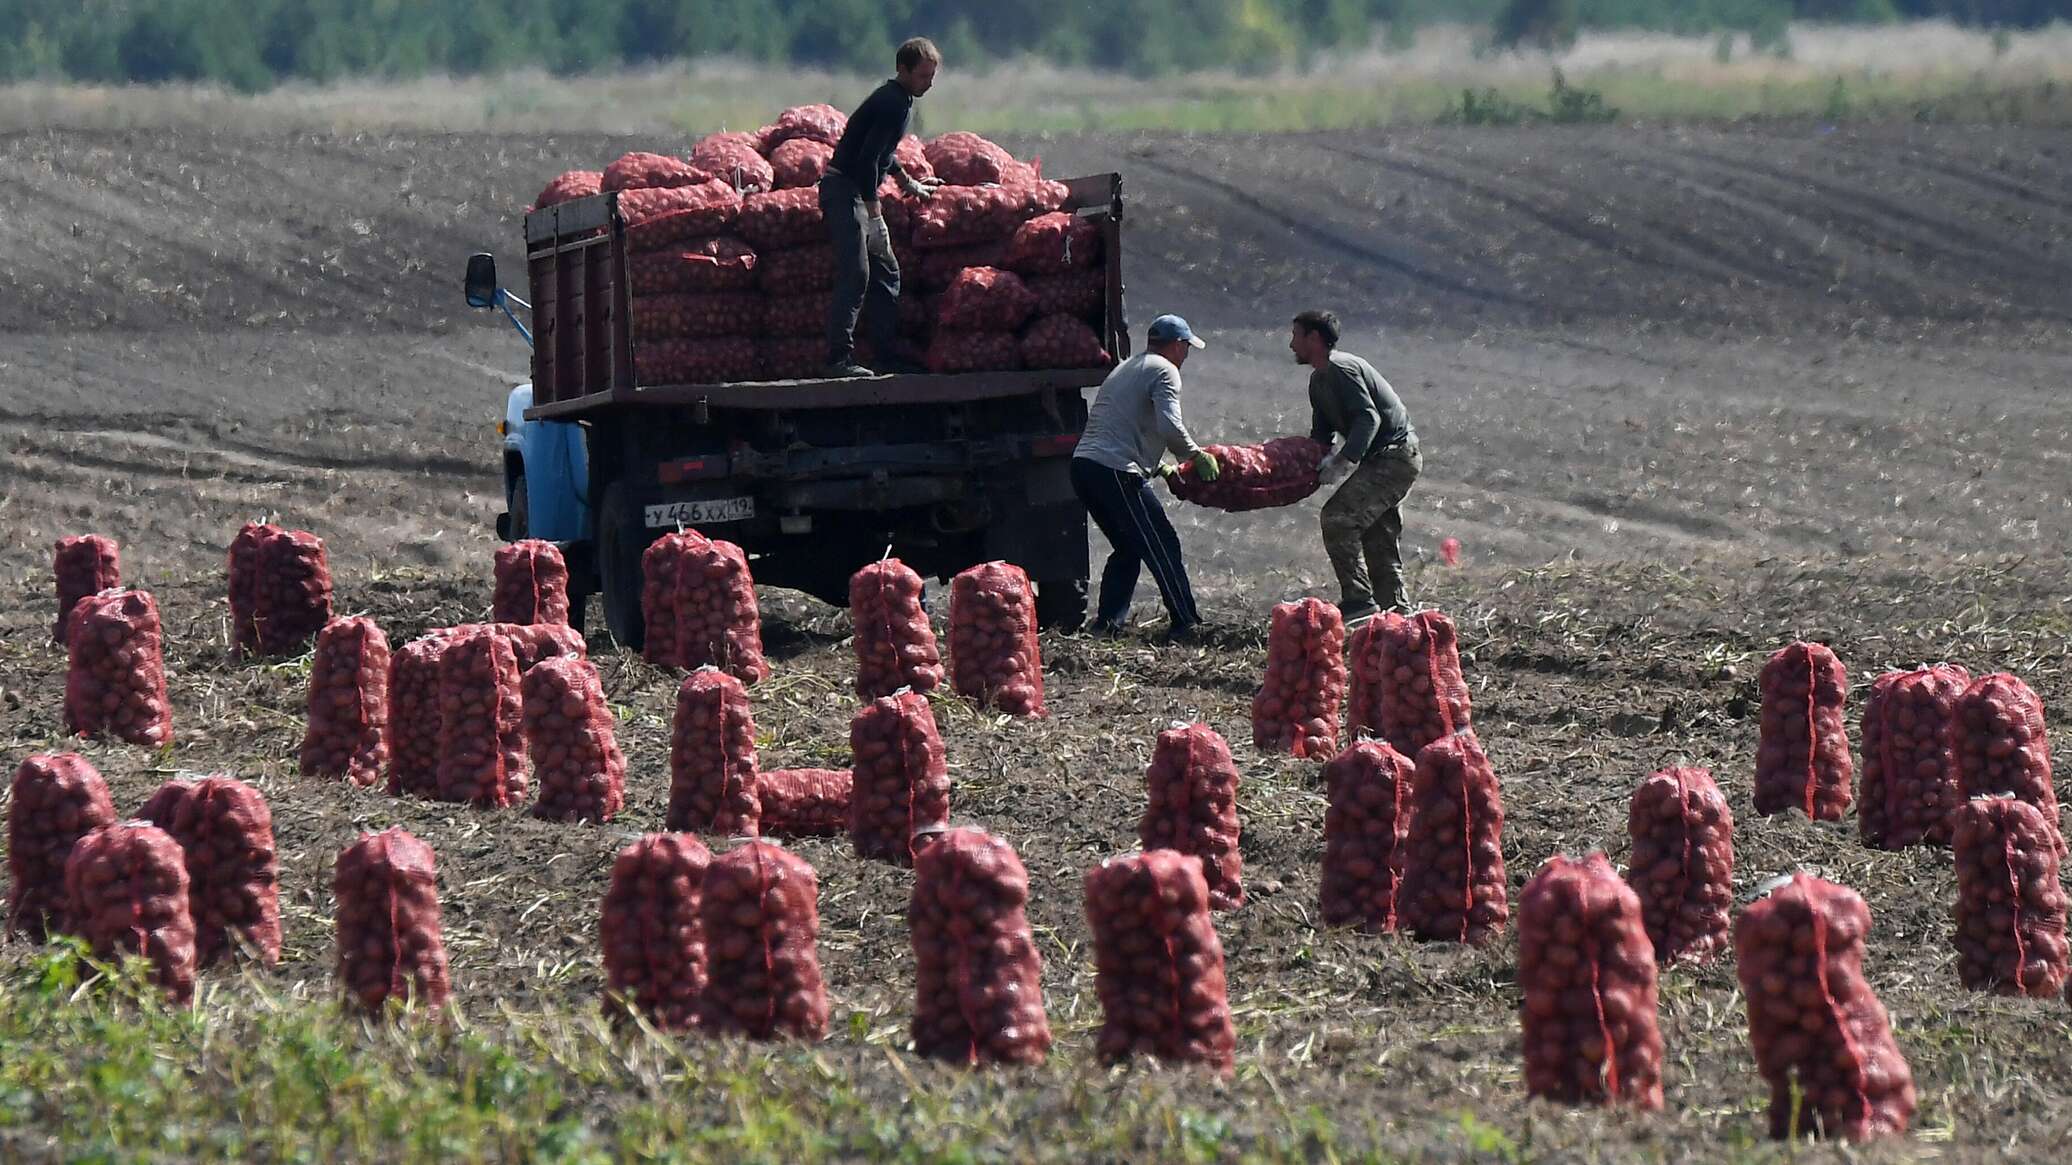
[1071, 457, 1201, 628]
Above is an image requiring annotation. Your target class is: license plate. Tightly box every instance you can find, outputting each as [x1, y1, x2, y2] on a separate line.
[645, 497, 755, 528]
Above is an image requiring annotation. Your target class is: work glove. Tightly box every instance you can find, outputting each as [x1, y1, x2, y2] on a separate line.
[1317, 453, 1353, 485]
[1189, 450, 1221, 482]
[900, 174, 941, 199]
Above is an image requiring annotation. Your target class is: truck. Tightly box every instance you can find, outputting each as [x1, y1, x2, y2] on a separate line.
[464, 172, 1128, 649]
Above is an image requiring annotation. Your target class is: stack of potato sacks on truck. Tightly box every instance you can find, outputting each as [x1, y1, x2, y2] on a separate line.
[530, 108, 1115, 383]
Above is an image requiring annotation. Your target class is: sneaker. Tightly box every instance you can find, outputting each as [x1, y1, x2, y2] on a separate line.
[1165, 620, 1211, 645]
[823, 360, 876, 379]
[1085, 618, 1125, 638]
[1338, 600, 1382, 628]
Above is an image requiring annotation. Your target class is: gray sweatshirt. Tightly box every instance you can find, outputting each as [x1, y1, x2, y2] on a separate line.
[1074, 353, 1204, 477]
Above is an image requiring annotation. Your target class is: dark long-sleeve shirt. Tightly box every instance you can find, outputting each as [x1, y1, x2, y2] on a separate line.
[1308, 350, 1413, 463]
[829, 80, 914, 193]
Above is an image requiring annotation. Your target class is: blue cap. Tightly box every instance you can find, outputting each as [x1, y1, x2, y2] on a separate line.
[1148, 314, 1206, 349]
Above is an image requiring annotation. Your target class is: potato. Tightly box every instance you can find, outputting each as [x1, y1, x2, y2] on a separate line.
[1319, 740, 1414, 932]
[758, 104, 846, 152]
[923, 133, 1016, 186]
[1625, 767, 1735, 965]
[1396, 732, 1508, 945]
[299, 616, 391, 787]
[8, 753, 117, 941]
[620, 181, 744, 249]
[137, 775, 280, 968]
[1138, 722, 1245, 912]
[1252, 598, 1347, 759]
[1860, 666, 1969, 848]
[1733, 874, 1915, 1141]
[334, 828, 450, 1014]
[1347, 609, 1474, 760]
[629, 237, 760, 294]
[1019, 313, 1112, 370]
[630, 292, 763, 341]
[850, 559, 943, 699]
[1083, 850, 1235, 1074]
[1955, 673, 2060, 851]
[530, 169, 601, 211]
[848, 693, 950, 866]
[909, 828, 1051, 1066]
[1168, 436, 1330, 514]
[768, 138, 833, 190]
[601, 152, 709, 193]
[600, 834, 711, 1032]
[1518, 853, 1664, 1110]
[757, 770, 852, 839]
[667, 669, 760, 836]
[63, 589, 172, 747]
[698, 842, 827, 1040]
[386, 632, 455, 797]
[948, 562, 1045, 717]
[434, 628, 527, 808]
[1753, 641, 1853, 820]
[936, 267, 1037, 333]
[228, 527, 333, 659]
[688, 132, 773, 194]
[1951, 797, 2067, 996]
[65, 822, 196, 1002]
[735, 188, 824, 250]
[52, 534, 120, 645]
[522, 657, 625, 825]
[1003, 212, 1102, 276]
[756, 245, 837, 294]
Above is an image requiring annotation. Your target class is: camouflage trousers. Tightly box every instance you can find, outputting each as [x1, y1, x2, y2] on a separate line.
[1320, 441, 1421, 613]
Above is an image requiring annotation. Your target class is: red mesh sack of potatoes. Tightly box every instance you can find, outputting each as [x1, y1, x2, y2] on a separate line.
[760, 337, 825, 381]
[892, 135, 933, 181]
[64, 589, 173, 748]
[1951, 796, 2068, 997]
[1625, 766, 1735, 966]
[758, 769, 852, 839]
[632, 292, 764, 341]
[1003, 212, 1102, 276]
[910, 827, 1053, 1066]
[926, 331, 1022, 374]
[1019, 314, 1112, 370]
[1319, 740, 1414, 932]
[641, 532, 696, 668]
[671, 535, 769, 683]
[916, 241, 1008, 291]
[385, 631, 451, 798]
[522, 656, 626, 824]
[1138, 722, 1244, 911]
[1084, 849, 1236, 1074]
[246, 527, 334, 657]
[1396, 733, 1509, 945]
[760, 104, 846, 152]
[492, 540, 571, 626]
[621, 181, 745, 251]
[850, 559, 943, 699]
[1754, 642, 1854, 820]
[757, 245, 837, 293]
[497, 621, 586, 671]
[849, 692, 951, 866]
[1518, 852, 1665, 1110]
[628, 238, 760, 294]
[435, 627, 527, 809]
[699, 841, 829, 1040]
[1859, 665, 1969, 849]
[769, 138, 834, 190]
[1015, 177, 1073, 218]
[7, 753, 116, 941]
[136, 775, 281, 969]
[667, 668, 761, 836]
[912, 185, 1038, 250]
[1955, 673, 2058, 848]
[1347, 609, 1474, 760]
[924, 132, 1016, 186]
[299, 616, 392, 787]
[335, 828, 451, 1013]
[1734, 874, 1916, 1141]
[530, 169, 602, 211]
[761, 292, 832, 338]
[634, 337, 761, 384]
[690, 131, 774, 192]
[53, 534, 120, 644]
[1026, 269, 1106, 317]
[949, 561, 1045, 716]
[1169, 435, 1329, 513]
[1252, 597, 1347, 759]
[898, 291, 936, 338]
[936, 267, 1038, 333]
[736, 188, 825, 250]
[65, 823, 196, 1003]
[227, 520, 278, 658]
[602, 151, 709, 193]
[600, 833, 712, 1032]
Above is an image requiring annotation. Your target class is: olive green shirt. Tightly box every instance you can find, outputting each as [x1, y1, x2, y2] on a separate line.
[1308, 349, 1413, 463]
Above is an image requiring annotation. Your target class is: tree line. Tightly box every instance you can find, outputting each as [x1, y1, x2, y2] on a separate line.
[1, 0, 2065, 92]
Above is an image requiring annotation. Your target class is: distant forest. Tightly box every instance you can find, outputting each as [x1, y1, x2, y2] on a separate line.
[2, 0, 2065, 91]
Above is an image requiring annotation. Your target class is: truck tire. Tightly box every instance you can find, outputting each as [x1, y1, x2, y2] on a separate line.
[597, 481, 648, 652]
[508, 473, 531, 541]
[1034, 577, 1087, 631]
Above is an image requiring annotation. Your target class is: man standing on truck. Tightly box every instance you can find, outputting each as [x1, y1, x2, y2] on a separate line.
[1071, 314, 1223, 640]
[1291, 309, 1421, 625]
[820, 37, 945, 378]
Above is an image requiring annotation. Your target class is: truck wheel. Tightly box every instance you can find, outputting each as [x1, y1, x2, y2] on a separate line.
[1034, 577, 1088, 631]
[597, 481, 647, 652]
[508, 474, 530, 541]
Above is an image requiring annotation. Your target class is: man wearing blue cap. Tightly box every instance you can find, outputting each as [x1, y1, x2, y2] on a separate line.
[1070, 314, 1222, 639]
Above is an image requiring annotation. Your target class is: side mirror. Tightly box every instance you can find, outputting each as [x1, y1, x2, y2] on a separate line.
[465, 253, 499, 309]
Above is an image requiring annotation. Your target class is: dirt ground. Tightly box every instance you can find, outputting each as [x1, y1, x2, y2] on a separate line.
[1, 120, 2070, 1158]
